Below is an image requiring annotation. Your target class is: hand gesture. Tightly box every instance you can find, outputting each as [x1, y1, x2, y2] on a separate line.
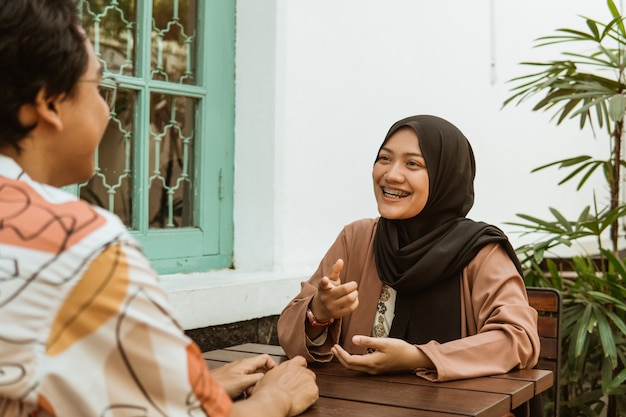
[331, 336, 434, 375]
[310, 259, 359, 322]
[252, 356, 319, 416]
[210, 354, 276, 399]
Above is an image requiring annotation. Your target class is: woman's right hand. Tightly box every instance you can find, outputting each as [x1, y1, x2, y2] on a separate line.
[309, 259, 359, 323]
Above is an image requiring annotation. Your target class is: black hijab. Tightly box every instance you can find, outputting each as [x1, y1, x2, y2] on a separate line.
[373, 115, 522, 345]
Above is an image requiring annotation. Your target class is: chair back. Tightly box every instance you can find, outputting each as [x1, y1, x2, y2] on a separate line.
[526, 287, 562, 417]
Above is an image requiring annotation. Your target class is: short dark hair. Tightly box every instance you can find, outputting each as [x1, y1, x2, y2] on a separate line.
[0, 0, 88, 151]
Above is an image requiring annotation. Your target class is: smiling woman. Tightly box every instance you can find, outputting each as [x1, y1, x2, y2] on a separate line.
[277, 114, 542, 415]
[372, 126, 429, 220]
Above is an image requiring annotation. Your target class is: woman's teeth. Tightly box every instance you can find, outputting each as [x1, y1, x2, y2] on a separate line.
[383, 188, 410, 199]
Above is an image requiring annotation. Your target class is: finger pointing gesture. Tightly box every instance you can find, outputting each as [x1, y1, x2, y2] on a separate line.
[310, 259, 359, 323]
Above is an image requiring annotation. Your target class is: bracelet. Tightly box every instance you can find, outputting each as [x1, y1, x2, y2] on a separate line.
[306, 308, 334, 327]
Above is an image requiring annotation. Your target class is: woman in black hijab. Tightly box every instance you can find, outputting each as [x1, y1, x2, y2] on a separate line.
[278, 115, 539, 382]
[374, 115, 523, 346]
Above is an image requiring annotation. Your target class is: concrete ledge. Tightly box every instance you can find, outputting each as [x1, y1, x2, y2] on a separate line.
[159, 270, 307, 330]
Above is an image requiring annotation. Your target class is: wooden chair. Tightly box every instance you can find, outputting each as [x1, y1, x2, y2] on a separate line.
[526, 287, 562, 417]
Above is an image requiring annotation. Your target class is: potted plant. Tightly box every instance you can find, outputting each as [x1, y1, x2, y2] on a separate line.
[502, 1, 626, 416]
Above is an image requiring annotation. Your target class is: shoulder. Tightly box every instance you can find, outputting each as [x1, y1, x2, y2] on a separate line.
[471, 242, 502, 262]
[0, 175, 131, 252]
[468, 242, 515, 269]
[342, 217, 379, 234]
[465, 242, 521, 285]
[338, 217, 379, 243]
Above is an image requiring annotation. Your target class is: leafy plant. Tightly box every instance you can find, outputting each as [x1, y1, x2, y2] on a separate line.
[514, 208, 626, 416]
[503, 1, 626, 416]
[503, 0, 626, 252]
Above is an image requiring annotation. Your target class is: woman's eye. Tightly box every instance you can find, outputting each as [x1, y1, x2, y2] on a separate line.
[377, 155, 391, 163]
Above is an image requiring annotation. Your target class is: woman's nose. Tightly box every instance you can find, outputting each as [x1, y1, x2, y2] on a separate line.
[385, 163, 404, 182]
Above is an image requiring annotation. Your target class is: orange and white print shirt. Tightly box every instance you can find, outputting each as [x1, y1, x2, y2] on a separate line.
[0, 155, 231, 417]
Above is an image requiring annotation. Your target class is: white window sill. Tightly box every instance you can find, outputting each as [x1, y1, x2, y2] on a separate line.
[159, 270, 307, 330]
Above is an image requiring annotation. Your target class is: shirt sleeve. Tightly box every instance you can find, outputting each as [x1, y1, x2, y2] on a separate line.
[416, 243, 540, 382]
[278, 218, 382, 362]
[39, 240, 232, 417]
[278, 229, 346, 362]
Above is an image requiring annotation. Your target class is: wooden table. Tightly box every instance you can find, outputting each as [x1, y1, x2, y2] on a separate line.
[203, 343, 553, 417]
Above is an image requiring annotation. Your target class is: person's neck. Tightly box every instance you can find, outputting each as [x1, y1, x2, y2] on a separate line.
[0, 141, 61, 187]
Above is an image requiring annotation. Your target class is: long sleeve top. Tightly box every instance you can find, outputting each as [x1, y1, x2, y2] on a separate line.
[0, 155, 231, 416]
[277, 217, 540, 381]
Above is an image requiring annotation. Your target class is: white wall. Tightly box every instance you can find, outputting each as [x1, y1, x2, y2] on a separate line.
[163, 0, 616, 329]
[236, 0, 612, 270]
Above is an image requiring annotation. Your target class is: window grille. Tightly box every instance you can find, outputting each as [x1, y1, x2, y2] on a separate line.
[77, 0, 235, 274]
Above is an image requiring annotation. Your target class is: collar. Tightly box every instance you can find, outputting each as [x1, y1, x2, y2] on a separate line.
[0, 153, 30, 181]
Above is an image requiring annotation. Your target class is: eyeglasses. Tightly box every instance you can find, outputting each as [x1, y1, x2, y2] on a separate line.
[79, 75, 120, 110]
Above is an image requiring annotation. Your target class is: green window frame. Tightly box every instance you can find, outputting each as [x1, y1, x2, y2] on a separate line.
[76, 0, 235, 274]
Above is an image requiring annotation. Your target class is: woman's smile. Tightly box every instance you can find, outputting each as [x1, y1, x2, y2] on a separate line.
[381, 187, 411, 199]
[373, 127, 429, 220]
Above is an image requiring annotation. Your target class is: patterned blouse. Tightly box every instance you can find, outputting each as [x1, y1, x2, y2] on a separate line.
[0, 155, 231, 416]
[371, 284, 396, 338]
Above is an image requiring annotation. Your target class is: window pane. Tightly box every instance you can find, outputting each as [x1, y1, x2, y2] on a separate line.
[81, 0, 136, 77]
[151, 0, 197, 84]
[79, 88, 136, 227]
[78, 0, 235, 273]
[149, 93, 195, 228]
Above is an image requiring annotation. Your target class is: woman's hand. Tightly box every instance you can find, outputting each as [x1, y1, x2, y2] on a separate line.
[309, 259, 359, 323]
[331, 336, 434, 375]
[210, 354, 276, 399]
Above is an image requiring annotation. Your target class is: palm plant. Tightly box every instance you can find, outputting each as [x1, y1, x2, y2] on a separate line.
[502, 1, 626, 416]
[503, 0, 626, 255]
[516, 214, 626, 417]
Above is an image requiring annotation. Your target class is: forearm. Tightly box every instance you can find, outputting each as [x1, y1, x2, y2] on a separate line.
[416, 328, 527, 381]
[279, 292, 338, 361]
[229, 389, 291, 417]
[410, 345, 435, 370]
[279, 228, 350, 357]
[416, 243, 540, 381]
[305, 296, 334, 340]
[305, 322, 328, 343]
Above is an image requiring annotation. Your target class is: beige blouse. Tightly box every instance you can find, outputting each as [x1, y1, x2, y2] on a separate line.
[278, 217, 540, 382]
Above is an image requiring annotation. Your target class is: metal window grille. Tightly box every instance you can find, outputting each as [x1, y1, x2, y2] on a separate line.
[77, 0, 235, 274]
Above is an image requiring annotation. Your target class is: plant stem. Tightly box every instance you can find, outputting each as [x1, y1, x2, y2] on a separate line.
[612, 119, 623, 255]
